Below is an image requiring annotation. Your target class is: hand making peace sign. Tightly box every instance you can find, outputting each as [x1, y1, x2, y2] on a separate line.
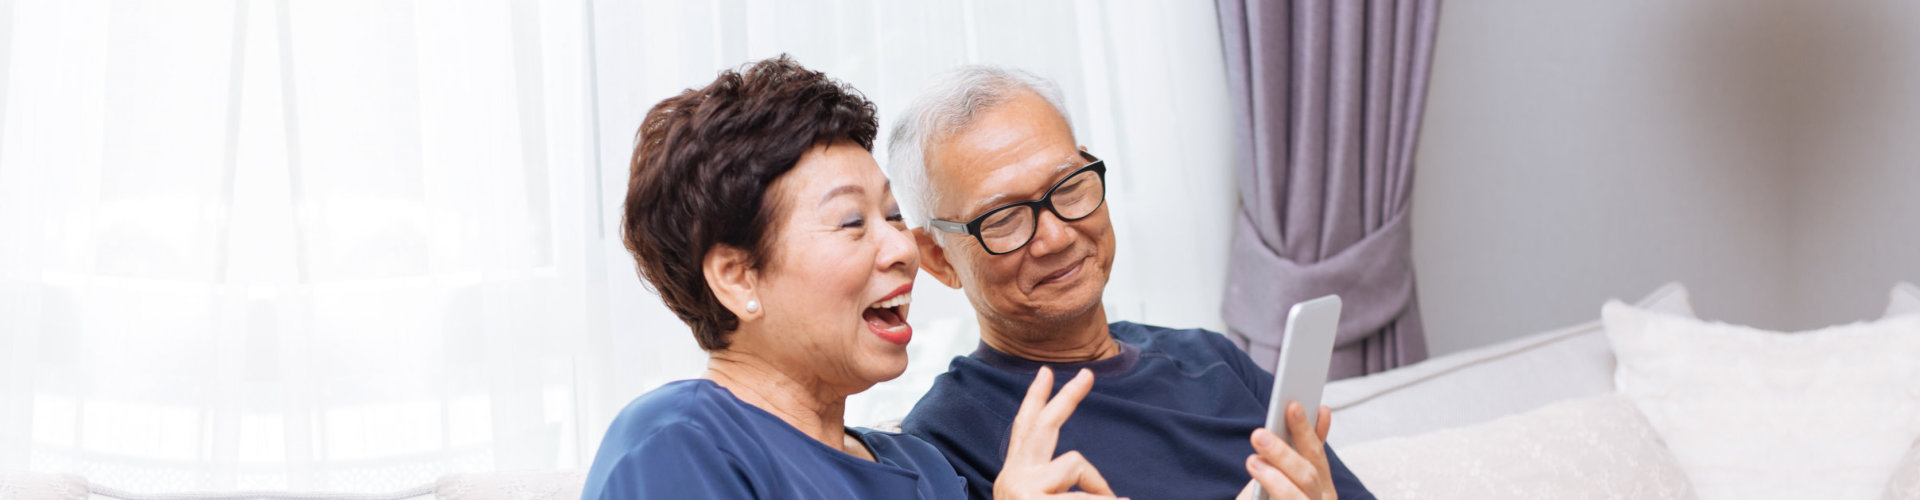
[992, 367, 1127, 500]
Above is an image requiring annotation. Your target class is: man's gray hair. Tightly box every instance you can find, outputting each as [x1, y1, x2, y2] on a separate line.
[886, 65, 1075, 228]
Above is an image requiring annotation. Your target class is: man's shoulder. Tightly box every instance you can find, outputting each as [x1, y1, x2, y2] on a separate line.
[848, 426, 944, 460]
[903, 364, 1019, 431]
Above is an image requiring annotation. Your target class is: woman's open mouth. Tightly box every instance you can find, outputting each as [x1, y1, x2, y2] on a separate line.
[862, 285, 912, 345]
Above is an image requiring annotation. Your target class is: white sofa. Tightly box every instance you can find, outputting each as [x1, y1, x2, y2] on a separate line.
[1326, 282, 1920, 500]
[0, 469, 589, 500]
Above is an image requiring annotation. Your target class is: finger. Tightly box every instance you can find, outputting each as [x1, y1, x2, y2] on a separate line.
[1284, 402, 1322, 456]
[1052, 494, 1126, 500]
[1249, 427, 1287, 465]
[1297, 401, 1328, 461]
[1251, 427, 1323, 496]
[1244, 426, 1320, 496]
[1051, 494, 1125, 500]
[1014, 367, 1056, 429]
[1044, 450, 1116, 496]
[1246, 454, 1313, 500]
[1285, 404, 1327, 463]
[1316, 405, 1332, 442]
[1274, 450, 1323, 497]
[1009, 366, 1056, 458]
[1036, 368, 1095, 431]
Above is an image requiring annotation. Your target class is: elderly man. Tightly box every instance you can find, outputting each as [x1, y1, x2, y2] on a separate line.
[888, 66, 1375, 500]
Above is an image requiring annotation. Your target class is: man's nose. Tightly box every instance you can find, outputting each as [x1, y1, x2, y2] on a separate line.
[1023, 208, 1073, 257]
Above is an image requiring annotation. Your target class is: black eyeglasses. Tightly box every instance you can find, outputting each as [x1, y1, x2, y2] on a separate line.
[927, 150, 1107, 255]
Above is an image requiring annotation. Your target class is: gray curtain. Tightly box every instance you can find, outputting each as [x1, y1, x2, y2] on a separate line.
[1216, 0, 1439, 379]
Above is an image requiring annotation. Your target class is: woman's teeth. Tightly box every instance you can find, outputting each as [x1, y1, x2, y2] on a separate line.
[870, 292, 911, 310]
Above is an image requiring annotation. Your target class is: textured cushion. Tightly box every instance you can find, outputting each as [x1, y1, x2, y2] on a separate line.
[1338, 394, 1695, 499]
[1885, 441, 1920, 500]
[0, 471, 89, 500]
[435, 470, 587, 500]
[1324, 282, 1694, 445]
[1606, 301, 1920, 500]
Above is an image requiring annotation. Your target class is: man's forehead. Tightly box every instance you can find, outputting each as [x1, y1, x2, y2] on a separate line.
[951, 151, 1081, 214]
[922, 89, 1079, 217]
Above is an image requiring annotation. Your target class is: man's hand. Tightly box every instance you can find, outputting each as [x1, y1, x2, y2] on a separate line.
[993, 367, 1126, 500]
[1237, 402, 1336, 500]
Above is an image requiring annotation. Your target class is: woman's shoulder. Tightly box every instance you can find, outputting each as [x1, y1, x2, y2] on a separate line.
[582, 381, 760, 499]
[600, 380, 744, 449]
[847, 428, 966, 492]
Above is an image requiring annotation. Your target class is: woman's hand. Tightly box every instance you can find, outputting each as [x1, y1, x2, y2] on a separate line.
[1237, 402, 1336, 500]
[993, 367, 1125, 500]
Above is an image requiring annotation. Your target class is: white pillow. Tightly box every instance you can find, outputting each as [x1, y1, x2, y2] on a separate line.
[1605, 301, 1920, 500]
[1888, 282, 1920, 318]
[1338, 394, 1695, 499]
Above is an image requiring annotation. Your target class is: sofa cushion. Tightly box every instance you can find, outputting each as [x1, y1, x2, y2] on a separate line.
[1606, 301, 1920, 500]
[436, 470, 586, 500]
[0, 471, 89, 500]
[1338, 394, 1695, 499]
[1324, 282, 1694, 445]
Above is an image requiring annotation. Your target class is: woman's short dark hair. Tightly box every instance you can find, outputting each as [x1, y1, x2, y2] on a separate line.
[621, 55, 878, 351]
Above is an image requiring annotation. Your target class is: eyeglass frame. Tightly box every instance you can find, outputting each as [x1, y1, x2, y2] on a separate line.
[926, 150, 1108, 256]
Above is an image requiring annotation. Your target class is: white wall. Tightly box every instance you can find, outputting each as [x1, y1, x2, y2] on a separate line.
[1411, 0, 1920, 355]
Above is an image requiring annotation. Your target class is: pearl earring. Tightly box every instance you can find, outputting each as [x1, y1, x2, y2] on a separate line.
[745, 300, 759, 313]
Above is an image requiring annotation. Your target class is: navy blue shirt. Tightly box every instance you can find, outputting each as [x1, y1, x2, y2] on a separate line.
[583, 379, 967, 499]
[902, 321, 1374, 500]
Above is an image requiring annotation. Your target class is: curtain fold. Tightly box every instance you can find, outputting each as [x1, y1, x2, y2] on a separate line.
[1216, 0, 1439, 379]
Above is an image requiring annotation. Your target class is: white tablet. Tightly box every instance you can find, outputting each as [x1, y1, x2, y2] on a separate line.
[1252, 295, 1342, 500]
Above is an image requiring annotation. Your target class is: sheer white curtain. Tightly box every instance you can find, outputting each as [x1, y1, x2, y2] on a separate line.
[0, 0, 602, 493]
[0, 0, 1236, 495]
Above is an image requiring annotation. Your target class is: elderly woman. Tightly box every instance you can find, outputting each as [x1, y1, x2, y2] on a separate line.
[581, 56, 1118, 499]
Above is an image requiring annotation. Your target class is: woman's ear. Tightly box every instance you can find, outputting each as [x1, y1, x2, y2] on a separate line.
[702, 244, 762, 322]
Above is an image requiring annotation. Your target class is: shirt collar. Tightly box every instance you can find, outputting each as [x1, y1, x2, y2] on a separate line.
[968, 326, 1141, 377]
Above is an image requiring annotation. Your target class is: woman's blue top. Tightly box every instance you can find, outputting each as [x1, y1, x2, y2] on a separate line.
[581, 379, 967, 499]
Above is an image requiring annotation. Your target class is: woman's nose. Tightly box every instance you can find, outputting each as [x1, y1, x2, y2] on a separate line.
[878, 222, 918, 271]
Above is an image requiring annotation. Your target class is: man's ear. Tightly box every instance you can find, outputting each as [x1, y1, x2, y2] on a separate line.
[913, 228, 965, 290]
[702, 244, 762, 322]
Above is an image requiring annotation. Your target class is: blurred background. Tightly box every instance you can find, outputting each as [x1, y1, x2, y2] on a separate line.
[0, 0, 1915, 495]
[0, 0, 1238, 493]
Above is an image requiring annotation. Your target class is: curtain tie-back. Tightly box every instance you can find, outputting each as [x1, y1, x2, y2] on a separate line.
[1223, 211, 1415, 351]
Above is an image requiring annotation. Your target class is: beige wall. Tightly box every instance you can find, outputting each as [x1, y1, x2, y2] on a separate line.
[1410, 0, 1920, 355]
